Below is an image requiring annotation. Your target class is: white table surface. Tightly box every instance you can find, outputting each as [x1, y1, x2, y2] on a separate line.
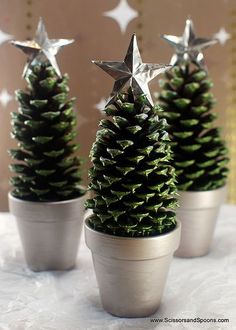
[0, 206, 235, 330]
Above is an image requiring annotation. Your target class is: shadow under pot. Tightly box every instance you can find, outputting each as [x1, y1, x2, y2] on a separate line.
[8, 192, 86, 272]
[175, 185, 227, 258]
[85, 218, 181, 318]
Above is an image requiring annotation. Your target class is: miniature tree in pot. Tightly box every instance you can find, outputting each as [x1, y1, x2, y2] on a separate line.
[9, 18, 86, 271]
[158, 19, 229, 257]
[84, 34, 181, 317]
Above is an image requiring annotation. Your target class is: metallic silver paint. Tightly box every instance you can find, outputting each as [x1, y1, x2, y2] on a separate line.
[161, 18, 217, 69]
[11, 17, 73, 77]
[93, 34, 171, 107]
[9, 192, 86, 271]
[175, 186, 227, 258]
[85, 219, 181, 317]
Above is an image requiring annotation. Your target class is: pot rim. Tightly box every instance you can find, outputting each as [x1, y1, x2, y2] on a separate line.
[8, 188, 87, 223]
[84, 216, 180, 241]
[177, 185, 227, 210]
[84, 216, 181, 260]
[178, 184, 227, 195]
[8, 186, 87, 206]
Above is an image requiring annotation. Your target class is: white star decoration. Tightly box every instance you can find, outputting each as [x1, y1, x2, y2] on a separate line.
[214, 27, 231, 46]
[0, 89, 13, 108]
[0, 29, 13, 45]
[94, 97, 107, 115]
[103, 0, 138, 34]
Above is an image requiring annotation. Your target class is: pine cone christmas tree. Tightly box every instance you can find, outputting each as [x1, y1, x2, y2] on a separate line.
[86, 90, 177, 237]
[86, 34, 178, 237]
[158, 20, 229, 191]
[9, 62, 84, 201]
[159, 66, 228, 191]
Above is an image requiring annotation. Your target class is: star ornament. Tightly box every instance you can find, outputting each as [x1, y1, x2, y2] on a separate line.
[11, 17, 74, 77]
[161, 18, 218, 69]
[93, 34, 171, 106]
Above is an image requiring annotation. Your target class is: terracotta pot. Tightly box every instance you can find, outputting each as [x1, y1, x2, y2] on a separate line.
[9, 192, 86, 271]
[175, 185, 227, 258]
[85, 218, 181, 317]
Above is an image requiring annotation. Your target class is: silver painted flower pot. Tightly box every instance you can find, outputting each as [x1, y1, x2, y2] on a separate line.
[175, 186, 227, 258]
[8, 192, 86, 271]
[85, 218, 181, 318]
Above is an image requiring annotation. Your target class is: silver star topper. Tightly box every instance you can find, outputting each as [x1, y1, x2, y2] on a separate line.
[11, 17, 74, 77]
[161, 18, 218, 69]
[93, 34, 171, 106]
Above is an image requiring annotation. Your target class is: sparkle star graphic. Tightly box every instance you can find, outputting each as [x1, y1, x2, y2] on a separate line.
[103, 0, 138, 34]
[93, 34, 171, 106]
[214, 27, 231, 46]
[94, 97, 107, 115]
[161, 18, 217, 69]
[0, 29, 13, 45]
[0, 89, 13, 108]
[11, 17, 74, 77]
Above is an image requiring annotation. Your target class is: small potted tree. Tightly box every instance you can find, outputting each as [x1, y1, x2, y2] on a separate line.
[85, 34, 181, 317]
[8, 18, 86, 271]
[159, 19, 229, 257]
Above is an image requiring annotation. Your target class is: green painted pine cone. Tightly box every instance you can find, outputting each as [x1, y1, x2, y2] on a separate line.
[86, 90, 178, 237]
[159, 65, 229, 191]
[9, 63, 84, 201]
